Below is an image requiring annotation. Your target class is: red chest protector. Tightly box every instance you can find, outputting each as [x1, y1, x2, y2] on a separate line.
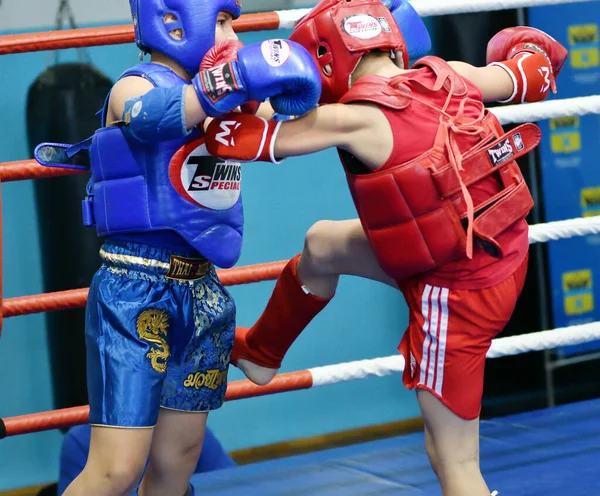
[339, 56, 538, 281]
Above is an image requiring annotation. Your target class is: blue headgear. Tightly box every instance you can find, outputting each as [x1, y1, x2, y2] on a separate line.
[129, 0, 243, 75]
[382, 0, 431, 61]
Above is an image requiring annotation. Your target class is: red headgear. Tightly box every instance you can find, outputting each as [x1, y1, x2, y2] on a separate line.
[290, 0, 408, 104]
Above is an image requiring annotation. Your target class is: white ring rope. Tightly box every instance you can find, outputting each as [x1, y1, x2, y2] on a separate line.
[408, 0, 598, 16]
[529, 217, 600, 244]
[310, 356, 405, 387]
[275, 9, 311, 28]
[487, 321, 600, 358]
[276, 0, 598, 29]
[309, 321, 600, 387]
[490, 96, 600, 125]
[278, 5, 600, 128]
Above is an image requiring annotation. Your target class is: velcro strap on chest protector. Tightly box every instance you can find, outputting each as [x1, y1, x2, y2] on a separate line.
[431, 122, 539, 198]
[431, 121, 539, 255]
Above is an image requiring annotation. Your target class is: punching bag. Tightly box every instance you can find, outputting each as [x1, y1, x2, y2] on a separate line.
[27, 61, 112, 412]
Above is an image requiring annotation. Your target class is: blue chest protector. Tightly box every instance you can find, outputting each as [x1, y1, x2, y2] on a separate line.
[86, 63, 244, 268]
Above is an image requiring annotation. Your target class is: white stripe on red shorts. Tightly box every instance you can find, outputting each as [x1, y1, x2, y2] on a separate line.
[418, 285, 450, 396]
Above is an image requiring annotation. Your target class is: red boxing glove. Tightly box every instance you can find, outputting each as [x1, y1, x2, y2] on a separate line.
[239, 100, 261, 115]
[205, 113, 283, 163]
[200, 40, 261, 115]
[486, 26, 568, 104]
[200, 40, 245, 70]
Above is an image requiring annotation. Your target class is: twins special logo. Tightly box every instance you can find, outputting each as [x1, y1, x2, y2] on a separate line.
[169, 139, 241, 210]
[261, 39, 291, 68]
[200, 63, 238, 103]
[378, 16, 391, 33]
[513, 132, 525, 152]
[343, 14, 383, 40]
[487, 138, 514, 166]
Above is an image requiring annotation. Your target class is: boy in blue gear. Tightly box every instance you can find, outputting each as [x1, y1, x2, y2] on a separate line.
[33, 1, 321, 495]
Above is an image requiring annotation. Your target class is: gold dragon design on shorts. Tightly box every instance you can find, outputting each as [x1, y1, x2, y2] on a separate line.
[136, 309, 171, 373]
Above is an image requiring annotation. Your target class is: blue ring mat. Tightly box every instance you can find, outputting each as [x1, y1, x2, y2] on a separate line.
[190, 398, 600, 495]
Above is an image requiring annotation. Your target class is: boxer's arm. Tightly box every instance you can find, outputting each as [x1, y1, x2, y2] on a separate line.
[204, 104, 388, 164]
[107, 76, 208, 130]
[447, 61, 515, 103]
[273, 104, 371, 157]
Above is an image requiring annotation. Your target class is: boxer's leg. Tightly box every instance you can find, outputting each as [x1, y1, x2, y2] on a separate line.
[141, 266, 235, 495]
[399, 257, 528, 495]
[399, 277, 490, 496]
[297, 219, 397, 294]
[139, 410, 208, 496]
[418, 390, 490, 496]
[63, 426, 152, 496]
[234, 219, 397, 385]
[64, 244, 172, 495]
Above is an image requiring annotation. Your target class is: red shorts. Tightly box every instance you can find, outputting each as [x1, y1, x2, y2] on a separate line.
[398, 255, 528, 420]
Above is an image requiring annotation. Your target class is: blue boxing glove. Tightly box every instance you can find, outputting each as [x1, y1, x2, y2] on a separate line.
[193, 39, 321, 118]
[382, 0, 431, 61]
[271, 112, 294, 121]
[272, 102, 318, 121]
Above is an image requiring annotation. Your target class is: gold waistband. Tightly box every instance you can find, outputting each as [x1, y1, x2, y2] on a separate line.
[100, 248, 213, 281]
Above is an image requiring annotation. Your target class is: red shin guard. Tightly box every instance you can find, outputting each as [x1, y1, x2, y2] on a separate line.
[231, 254, 332, 368]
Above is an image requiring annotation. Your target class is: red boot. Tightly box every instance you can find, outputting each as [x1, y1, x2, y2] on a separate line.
[231, 254, 332, 383]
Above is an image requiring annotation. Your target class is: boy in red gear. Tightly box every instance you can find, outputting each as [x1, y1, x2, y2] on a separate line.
[203, 1, 568, 494]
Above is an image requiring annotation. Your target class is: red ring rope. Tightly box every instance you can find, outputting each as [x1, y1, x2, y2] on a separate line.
[0, 160, 83, 182]
[2, 261, 287, 318]
[0, 370, 313, 438]
[0, 12, 283, 55]
[0, 185, 3, 335]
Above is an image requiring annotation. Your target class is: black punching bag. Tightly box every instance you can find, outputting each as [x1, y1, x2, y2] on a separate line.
[432, 11, 520, 66]
[26, 62, 113, 411]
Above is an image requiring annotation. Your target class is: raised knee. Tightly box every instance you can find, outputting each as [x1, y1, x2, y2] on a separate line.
[303, 220, 337, 272]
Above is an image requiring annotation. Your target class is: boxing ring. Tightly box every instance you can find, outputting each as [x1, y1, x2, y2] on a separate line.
[188, 398, 600, 494]
[2, 0, 600, 493]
